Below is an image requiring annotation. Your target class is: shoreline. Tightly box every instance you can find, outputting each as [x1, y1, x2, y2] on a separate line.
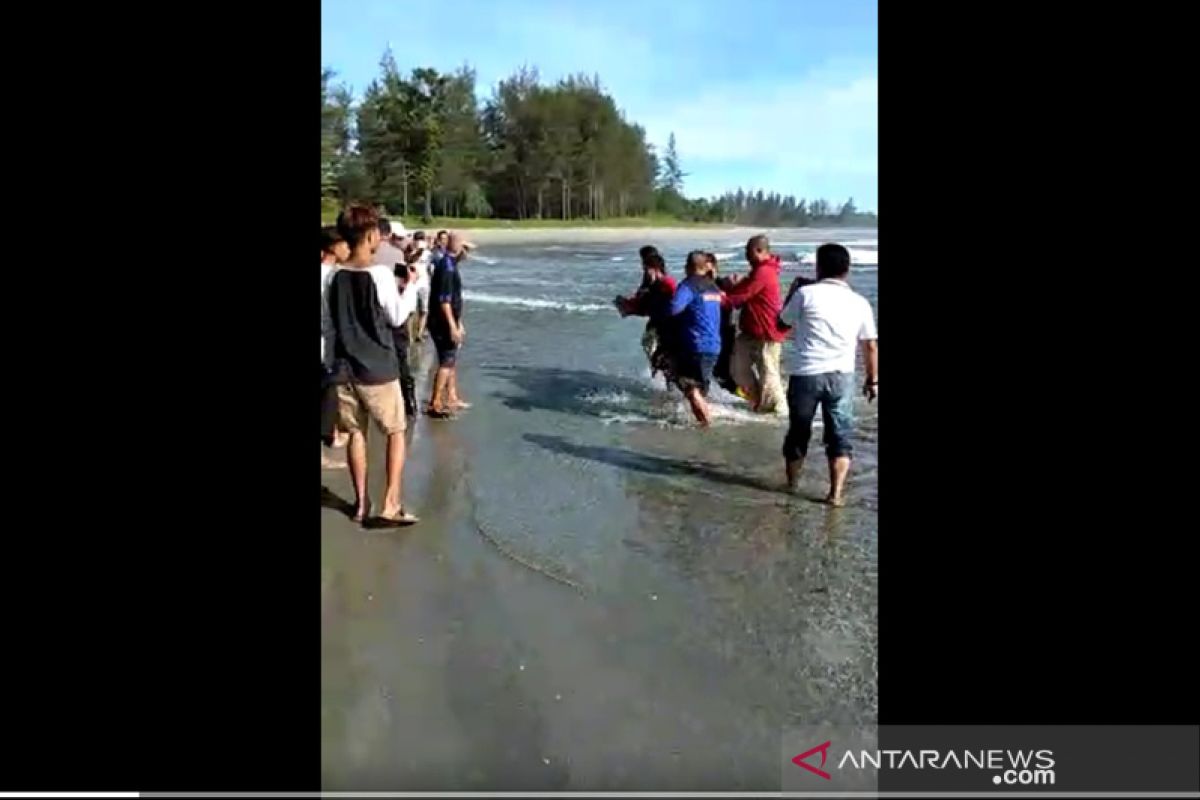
[443, 225, 877, 246]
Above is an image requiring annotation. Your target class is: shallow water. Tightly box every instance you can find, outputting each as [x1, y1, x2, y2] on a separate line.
[322, 230, 878, 790]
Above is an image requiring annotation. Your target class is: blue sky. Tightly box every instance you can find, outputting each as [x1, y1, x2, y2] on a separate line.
[322, 0, 877, 211]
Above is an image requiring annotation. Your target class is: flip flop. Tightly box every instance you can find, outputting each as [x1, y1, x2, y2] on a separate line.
[367, 510, 420, 528]
[452, 402, 473, 410]
[426, 408, 456, 420]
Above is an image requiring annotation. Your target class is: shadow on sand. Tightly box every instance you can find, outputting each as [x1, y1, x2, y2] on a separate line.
[523, 432, 783, 495]
[483, 364, 664, 418]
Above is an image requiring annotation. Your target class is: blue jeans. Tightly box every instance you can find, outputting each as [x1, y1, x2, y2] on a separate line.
[783, 373, 856, 461]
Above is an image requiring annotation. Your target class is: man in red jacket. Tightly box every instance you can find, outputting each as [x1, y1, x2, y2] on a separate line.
[723, 234, 787, 412]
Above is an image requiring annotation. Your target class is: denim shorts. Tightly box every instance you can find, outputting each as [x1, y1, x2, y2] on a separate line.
[783, 372, 856, 460]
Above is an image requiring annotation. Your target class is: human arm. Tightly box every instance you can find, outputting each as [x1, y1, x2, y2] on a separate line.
[668, 280, 695, 316]
[721, 268, 764, 308]
[859, 300, 878, 400]
[373, 266, 418, 328]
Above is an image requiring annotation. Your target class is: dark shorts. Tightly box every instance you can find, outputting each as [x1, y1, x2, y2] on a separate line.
[783, 372, 856, 461]
[674, 352, 718, 395]
[429, 329, 459, 367]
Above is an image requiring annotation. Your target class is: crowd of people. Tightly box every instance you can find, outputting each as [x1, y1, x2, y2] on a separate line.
[320, 205, 472, 527]
[615, 236, 878, 506]
[321, 208, 879, 523]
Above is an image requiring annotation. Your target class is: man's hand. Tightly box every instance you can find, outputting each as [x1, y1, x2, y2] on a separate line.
[451, 325, 465, 345]
[863, 380, 877, 402]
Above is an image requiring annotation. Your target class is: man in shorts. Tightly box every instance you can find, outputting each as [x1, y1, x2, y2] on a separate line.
[666, 251, 726, 427]
[426, 232, 470, 418]
[777, 243, 878, 506]
[323, 205, 421, 525]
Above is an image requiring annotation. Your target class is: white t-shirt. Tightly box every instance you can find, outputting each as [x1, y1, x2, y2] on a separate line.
[412, 248, 432, 290]
[779, 279, 877, 375]
[321, 264, 419, 349]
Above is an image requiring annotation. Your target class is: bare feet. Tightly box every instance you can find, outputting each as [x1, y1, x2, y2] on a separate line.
[352, 499, 371, 523]
[825, 493, 847, 508]
[452, 400, 472, 410]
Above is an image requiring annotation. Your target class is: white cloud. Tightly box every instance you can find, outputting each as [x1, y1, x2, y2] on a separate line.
[640, 60, 877, 202]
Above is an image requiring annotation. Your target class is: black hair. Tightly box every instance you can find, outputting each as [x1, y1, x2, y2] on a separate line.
[378, 218, 392, 236]
[336, 205, 381, 251]
[644, 253, 666, 272]
[815, 243, 852, 279]
[747, 234, 770, 253]
[413, 231, 426, 241]
[320, 225, 343, 254]
[685, 250, 709, 275]
[638, 245, 660, 261]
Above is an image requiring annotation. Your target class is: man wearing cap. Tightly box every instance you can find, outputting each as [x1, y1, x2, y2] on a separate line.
[375, 218, 408, 270]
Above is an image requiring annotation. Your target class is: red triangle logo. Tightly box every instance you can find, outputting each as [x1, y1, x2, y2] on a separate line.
[792, 740, 833, 780]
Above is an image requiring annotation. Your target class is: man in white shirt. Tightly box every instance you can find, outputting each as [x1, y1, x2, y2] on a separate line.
[323, 206, 421, 526]
[777, 243, 878, 506]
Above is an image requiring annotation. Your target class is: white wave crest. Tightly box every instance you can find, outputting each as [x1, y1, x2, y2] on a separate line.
[797, 247, 879, 266]
[463, 292, 610, 313]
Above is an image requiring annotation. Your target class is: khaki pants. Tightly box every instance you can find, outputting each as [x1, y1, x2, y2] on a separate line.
[336, 380, 407, 436]
[731, 333, 784, 413]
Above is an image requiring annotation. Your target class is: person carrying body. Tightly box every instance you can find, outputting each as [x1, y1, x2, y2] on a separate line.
[666, 251, 726, 427]
[777, 243, 878, 506]
[616, 246, 678, 385]
[723, 234, 787, 413]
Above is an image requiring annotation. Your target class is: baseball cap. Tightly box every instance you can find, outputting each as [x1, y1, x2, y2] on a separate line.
[390, 221, 408, 238]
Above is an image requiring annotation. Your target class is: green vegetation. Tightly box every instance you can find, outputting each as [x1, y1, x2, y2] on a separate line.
[322, 55, 877, 229]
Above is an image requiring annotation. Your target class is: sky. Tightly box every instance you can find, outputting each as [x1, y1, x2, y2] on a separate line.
[321, 0, 877, 211]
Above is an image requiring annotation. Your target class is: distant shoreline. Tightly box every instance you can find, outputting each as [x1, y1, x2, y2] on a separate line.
[318, 211, 876, 246]
[452, 226, 876, 246]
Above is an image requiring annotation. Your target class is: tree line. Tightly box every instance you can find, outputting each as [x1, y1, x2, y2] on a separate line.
[321, 53, 876, 227]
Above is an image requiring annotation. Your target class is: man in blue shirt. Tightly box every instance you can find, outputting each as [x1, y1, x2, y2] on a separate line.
[426, 232, 470, 418]
[668, 251, 726, 427]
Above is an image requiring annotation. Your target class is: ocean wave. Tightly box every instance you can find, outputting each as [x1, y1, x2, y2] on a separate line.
[797, 247, 878, 266]
[600, 412, 678, 428]
[463, 292, 610, 313]
[610, 256, 626, 262]
[773, 239, 878, 248]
